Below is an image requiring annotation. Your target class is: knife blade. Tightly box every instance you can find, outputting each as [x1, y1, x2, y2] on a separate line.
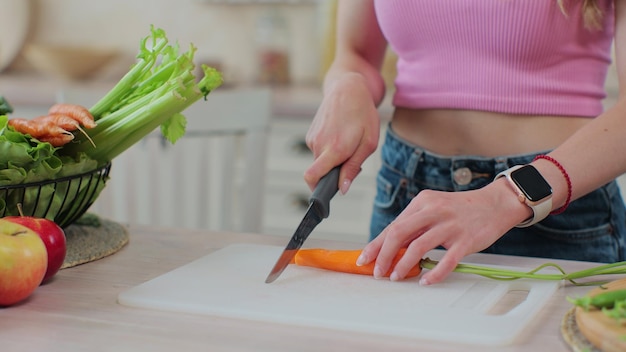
[264, 166, 341, 283]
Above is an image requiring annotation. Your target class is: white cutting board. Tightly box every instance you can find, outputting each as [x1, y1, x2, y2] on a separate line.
[118, 244, 559, 345]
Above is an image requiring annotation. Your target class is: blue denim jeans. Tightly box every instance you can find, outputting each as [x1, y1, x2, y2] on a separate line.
[370, 124, 626, 263]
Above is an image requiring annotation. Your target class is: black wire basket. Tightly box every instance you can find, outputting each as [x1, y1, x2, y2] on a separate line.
[0, 162, 111, 229]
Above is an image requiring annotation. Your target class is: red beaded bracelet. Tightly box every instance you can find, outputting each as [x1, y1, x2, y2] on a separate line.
[533, 155, 571, 215]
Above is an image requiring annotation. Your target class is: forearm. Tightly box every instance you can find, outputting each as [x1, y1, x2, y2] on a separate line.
[536, 100, 626, 210]
[530, 0, 626, 211]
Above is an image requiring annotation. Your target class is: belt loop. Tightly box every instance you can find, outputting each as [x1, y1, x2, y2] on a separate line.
[405, 148, 423, 178]
[494, 156, 509, 174]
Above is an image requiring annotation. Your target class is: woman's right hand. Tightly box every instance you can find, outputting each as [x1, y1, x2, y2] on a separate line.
[304, 0, 387, 194]
[304, 72, 381, 194]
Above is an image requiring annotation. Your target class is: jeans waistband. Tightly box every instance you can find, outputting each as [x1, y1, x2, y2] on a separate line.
[383, 124, 551, 191]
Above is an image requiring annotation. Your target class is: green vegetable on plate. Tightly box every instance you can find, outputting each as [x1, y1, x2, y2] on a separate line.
[567, 289, 626, 310]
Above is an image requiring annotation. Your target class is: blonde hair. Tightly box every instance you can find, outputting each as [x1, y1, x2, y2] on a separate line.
[557, 0, 604, 29]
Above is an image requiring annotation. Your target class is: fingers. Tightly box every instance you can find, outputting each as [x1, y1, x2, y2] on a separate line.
[355, 226, 387, 270]
[340, 134, 377, 194]
[369, 221, 465, 285]
[372, 213, 427, 280]
[418, 247, 465, 286]
[303, 97, 379, 193]
[372, 226, 408, 279]
[339, 164, 362, 195]
[370, 223, 465, 285]
[358, 190, 477, 284]
[303, 143, 371, 194]
[389, 237, 430, 282]
[304, 153, 336, 191]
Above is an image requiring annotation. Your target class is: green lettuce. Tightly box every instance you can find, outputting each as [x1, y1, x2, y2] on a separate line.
[0, 115, 105, 224]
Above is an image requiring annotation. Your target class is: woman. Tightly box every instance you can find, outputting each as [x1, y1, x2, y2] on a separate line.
[304, 0, 626, 285]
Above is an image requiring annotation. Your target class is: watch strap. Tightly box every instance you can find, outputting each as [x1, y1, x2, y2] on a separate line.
[516, 195, 552, 227]
[495, 165, 553, 228]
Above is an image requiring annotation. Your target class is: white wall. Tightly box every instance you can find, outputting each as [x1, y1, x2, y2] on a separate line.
[27, 0, 324, 85]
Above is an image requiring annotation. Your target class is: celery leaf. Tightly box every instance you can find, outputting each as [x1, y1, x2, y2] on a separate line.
[160, 113, 187, 144]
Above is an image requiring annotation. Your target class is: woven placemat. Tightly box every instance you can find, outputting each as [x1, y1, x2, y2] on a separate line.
[61, 213, 129, 269]
[561, 307, 602, 352]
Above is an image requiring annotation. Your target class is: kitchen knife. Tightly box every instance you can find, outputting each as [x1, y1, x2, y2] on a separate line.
[265, 166, 341, 283]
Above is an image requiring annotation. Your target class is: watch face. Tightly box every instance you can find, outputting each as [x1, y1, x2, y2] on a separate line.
[511, 165, 552, 202]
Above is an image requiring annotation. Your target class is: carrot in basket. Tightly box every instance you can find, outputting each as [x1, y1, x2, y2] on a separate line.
[33, 114, 96, 147]
[8, 118, 72, 139]
[9, 107, 97, 147]
[33, 113, 80, 130]
[48, 103, 96, 128]
[290, 248, 422, 278]
[38, 133, 76, 147]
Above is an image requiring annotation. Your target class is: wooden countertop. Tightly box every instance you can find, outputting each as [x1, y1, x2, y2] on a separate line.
[0, 224, 611, 352]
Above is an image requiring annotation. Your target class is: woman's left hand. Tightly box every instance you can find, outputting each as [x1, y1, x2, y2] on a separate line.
[356, 180, 529, 285]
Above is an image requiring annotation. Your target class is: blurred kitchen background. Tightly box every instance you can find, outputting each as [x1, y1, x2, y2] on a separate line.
[0, 0, 350, 102]
[0, 0, 621, 242]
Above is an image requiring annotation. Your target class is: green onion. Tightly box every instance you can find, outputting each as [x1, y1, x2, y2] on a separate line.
[420, 258, 626, 286]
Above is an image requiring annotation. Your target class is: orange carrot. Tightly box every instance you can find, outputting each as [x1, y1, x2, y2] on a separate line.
[34, 114, 96, 148]
[8, 118, 70, 139]
[7, 118, 33, 134]
[8, 109, 100, 147]
[290, 248, 422, 278]
[33, 114, 80, 131]
[48, 103, 96, 128]
[38, 133, 75, 147]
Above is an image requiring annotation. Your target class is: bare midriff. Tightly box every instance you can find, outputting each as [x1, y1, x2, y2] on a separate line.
[390, 108, 591, 157]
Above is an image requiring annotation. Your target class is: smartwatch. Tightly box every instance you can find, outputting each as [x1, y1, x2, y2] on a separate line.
[495, 165, 553, 227]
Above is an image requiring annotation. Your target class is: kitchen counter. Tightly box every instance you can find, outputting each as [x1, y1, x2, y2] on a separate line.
[0, 224, 610, 352]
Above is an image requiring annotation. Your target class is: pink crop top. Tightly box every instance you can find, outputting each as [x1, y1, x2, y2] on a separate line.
[374, 0, 615, 117]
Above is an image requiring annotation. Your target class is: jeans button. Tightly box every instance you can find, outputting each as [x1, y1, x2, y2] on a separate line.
[453, 167, 472, 185]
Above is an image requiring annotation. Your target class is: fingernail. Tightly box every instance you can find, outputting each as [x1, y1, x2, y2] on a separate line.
[356, 253, 366, 266]
[419, 277, 430, 286]
[340, 179, 351, 195]
[373, 265, 383, 279]
[390, 271, 399, 281]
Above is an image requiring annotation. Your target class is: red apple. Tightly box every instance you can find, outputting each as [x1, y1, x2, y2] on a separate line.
[0, 219, 48, 306]
[4, 216, 66, 282]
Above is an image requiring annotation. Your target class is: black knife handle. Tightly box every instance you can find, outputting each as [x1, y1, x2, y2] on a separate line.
[309, 166, 341, 219]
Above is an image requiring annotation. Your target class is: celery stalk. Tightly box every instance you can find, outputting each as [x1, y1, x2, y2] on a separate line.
[59, 26, 223, 165]
[88, 27, 171, 118]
